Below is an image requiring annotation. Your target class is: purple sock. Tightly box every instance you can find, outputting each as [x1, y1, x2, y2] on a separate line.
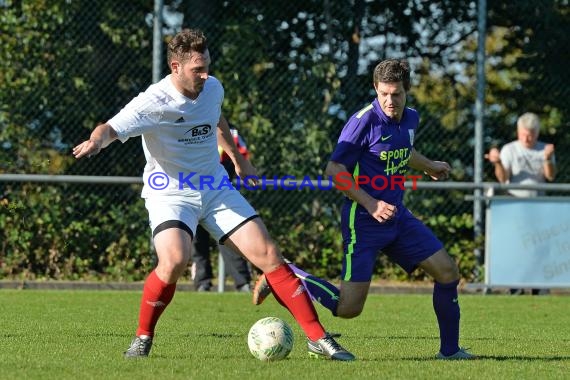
[433, 280, 461, 356]
[288, 263, 340, 316]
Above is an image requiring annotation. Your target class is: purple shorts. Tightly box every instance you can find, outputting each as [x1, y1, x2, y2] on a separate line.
[340, 202, 443, 281]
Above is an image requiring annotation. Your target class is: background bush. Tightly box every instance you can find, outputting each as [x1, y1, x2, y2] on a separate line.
[1, 0, 567, 282]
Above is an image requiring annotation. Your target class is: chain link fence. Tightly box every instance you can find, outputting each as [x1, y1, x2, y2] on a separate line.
[1, 0, 568, 282]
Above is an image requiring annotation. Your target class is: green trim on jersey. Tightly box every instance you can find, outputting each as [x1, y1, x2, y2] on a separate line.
[356, 104, 373, 119]
[297, 274, 340, 301]
[343, 163, 360, 281]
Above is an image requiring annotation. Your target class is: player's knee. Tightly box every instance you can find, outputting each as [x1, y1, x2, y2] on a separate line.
[448, 257, 460, 278]
[336, 304, 364, 319]
[156, 254, 189, 277]
[438, 262, 460, 284]
[158, 261, 185, 275]
[250, 241, 283, 273]
[266, 241, 280, 257]
[336, 309, 362, 319]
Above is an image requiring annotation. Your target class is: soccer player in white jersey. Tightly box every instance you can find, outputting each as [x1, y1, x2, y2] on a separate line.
[73, 29, 354, 360]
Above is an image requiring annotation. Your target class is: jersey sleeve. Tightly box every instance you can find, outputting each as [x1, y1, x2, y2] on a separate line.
[500, 143, 513, 172]
[329, 114, 369, 171]
[107, 92, 163, 143]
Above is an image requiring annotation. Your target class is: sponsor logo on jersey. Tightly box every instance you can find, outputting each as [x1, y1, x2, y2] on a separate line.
[379, 148, 411, 175]
[185, 124, 211, 137]
[178, 124, 213, 144]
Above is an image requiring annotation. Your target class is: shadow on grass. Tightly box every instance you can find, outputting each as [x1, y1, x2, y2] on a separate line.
[382, 335, 438, 340]
[398, 355, 570, 362]
[380, 335, 570, 346]
[381, 335, 570, 343]
[472, 355, 570, 361]
[367, 336, 570, 362]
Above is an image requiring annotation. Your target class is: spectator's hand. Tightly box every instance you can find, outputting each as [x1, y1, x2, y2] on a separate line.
[424, 161, 451, 181]
[366, 199, 397, 223]
[544, 144, 555, 160]
[485, 147, 501, 164]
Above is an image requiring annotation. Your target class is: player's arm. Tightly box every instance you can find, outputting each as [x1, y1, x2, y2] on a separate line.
[409, 148, 450, 181]
[325, 161, 396, 223]
[216, 116, 257, 179]
[72, 123, 118, 159]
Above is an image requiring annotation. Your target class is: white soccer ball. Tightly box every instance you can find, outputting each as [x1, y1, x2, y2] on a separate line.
[247, 316, 294, 361]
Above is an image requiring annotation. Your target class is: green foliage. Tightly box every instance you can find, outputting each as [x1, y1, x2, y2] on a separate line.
[370, 212, 483, 283]
[0, 1, 567, 281]
[245, 188, 482, 283]
[423, 212, 484, 282]
[0, 184, 482, 281]
[0, 184, 153, 280]
[0, 0, 151, 176]
[484, 1, 569, 176]
[265, 196, 344, 279]
[0, 1, 71, 174]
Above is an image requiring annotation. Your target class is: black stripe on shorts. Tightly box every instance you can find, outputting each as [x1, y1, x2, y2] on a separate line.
[152, 220, 194, 240]
[219, 214, 260, 243]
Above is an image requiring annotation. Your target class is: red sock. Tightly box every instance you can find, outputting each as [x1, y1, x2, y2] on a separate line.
[265, 264, 325, 341]
[135, 270, 177, 337]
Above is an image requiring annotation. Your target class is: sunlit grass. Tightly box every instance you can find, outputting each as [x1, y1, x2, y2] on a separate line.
[0, 290, 568, 379]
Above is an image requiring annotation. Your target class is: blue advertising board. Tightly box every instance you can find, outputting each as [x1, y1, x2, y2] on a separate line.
[486, 198, 570, 287]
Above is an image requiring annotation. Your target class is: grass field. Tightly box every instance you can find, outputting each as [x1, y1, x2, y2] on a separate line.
[0, 290, 568, 380]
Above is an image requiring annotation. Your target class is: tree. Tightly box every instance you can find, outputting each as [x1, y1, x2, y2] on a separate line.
[1, 1, 72, 174]
[2, 0, 568, 280]
[486, 0, 569, 149]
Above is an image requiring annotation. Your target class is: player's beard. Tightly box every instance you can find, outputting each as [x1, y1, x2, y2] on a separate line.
[181, 81, 204, 99]
[189, 78, 206, 96]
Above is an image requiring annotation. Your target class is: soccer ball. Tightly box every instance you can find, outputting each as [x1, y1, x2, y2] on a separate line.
[247, 317, 294, 361]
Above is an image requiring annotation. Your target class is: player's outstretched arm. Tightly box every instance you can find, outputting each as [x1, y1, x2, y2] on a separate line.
[73, 123, 118, 159]
[409, 148, 450, 181]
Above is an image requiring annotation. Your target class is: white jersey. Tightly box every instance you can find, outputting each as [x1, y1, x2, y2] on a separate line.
[500, 140, 555, 197]
[108, 75, 228, 197]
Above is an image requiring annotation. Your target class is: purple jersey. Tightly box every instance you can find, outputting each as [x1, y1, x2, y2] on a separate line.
[330, 99, 418, 206]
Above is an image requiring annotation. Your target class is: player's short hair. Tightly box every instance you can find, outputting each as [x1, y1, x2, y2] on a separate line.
[167, 29, 208, 65]
[373, 59, 411, 91]
[517, 112, 540, 132]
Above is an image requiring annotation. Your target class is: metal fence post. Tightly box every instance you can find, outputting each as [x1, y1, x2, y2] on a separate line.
[152, 0, 163, 84]
[473, 0, 487, 266]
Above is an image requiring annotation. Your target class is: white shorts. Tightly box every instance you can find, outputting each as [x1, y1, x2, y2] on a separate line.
[144, 188, 258, 242]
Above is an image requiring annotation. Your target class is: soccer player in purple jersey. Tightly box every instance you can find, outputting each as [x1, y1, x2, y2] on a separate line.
[254, 59, 476, 360]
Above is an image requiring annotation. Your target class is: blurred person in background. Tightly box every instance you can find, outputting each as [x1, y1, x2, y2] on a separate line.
[192, 125, 253, 293]
[486, 112, 556, 295]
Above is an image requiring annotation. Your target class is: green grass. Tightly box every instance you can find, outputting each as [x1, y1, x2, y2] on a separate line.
[0, 290, 568, 380]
